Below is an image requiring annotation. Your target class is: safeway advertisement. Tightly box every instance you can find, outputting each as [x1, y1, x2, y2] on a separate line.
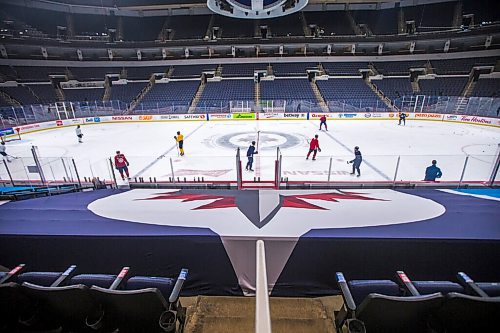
[310, 113, 336, 119]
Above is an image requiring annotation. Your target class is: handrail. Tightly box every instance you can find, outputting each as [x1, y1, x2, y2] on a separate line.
[255, 240, 272, 333]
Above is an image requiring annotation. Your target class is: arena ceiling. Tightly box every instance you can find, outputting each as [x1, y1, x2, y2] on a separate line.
[0, 0, 456, 12]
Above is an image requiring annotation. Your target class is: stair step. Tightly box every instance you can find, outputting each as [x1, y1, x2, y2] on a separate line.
[184, 296, 338, 333]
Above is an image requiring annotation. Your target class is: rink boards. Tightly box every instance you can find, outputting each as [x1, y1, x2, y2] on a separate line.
[3, 112, 500, 139]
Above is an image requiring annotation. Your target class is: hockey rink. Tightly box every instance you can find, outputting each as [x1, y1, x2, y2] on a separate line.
[1, 119, 499, 184]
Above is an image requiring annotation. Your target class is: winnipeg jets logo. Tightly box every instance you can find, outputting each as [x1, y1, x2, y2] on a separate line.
[88, 189, 446, 237]
[140, 190, 385, 229]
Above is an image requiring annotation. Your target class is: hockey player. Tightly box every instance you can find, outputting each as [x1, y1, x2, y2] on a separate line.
[75, 125, 83, 143]
[424, 160, 442, 181]
[306, 135, 321, 160]
[245, 141, 258, 171]
[348, 146, 362, 177]
[174, 131, 184, 156]
[319, 115, 328, 131]
[398, 112, 407, 126]
[0, 142, 11, 162]
[114, 151, 130, 180]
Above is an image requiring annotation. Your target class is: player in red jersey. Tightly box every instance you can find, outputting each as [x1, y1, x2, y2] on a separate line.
[319, 115, 328, 131]
[114, 151, 130, 180]
[306, 134, 321, 160]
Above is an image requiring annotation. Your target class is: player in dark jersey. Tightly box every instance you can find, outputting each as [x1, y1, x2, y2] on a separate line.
[398, 112, 407, 126]
[245, 141, 258, 171]
[348, 146, 362, 177]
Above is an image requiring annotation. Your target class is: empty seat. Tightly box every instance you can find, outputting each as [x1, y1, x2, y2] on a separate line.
[89, 269, 188, 333]
[437, 293, 500, 331]
[412, 280, 465, 295]
[336, 272, 443, 333]
[19, 268, 125, 331]
[0, 264, 27, 331]
[17, 271, 64, 286]
[477, 282, 500, 297]
[20, 282, 104, 331]
[348, 279, 401, 306]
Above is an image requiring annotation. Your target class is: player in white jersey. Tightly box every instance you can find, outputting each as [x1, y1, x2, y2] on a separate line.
[0, 142, 11, 162]
[75, 125, 83, 143]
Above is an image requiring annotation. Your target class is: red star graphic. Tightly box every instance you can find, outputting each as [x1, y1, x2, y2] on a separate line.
[139, 192, 236, 210]
[282, 191, 386, 210]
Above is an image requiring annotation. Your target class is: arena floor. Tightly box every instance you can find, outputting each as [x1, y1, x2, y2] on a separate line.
[2, 119, 499, 183]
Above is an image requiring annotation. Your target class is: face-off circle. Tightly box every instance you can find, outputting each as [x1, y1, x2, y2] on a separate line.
[216, 131, 302, 150]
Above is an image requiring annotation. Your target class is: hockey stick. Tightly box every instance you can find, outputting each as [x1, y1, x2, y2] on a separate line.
[256, 130, 261, 151]
[174, 138, 179, 157]
[7, 154, 19, 159]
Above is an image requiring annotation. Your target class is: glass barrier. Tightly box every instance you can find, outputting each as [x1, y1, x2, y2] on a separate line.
[1, 97, 500, 126]
[1, 153, 498, 186]
[171, 155, 237, 183]
[242, 155, 278, 182]
[396, 96, 500, 117]
[396, 155, 464, 182]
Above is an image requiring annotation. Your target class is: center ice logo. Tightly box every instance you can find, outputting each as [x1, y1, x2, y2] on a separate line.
[138, 190, 384, 229]
[88, 189, 446, 237]
[215, 131, 301, 150]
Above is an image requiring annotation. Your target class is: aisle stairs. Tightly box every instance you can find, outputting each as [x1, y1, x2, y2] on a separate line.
[411, 79, 421, 93]
[310, 81, 329, 112]
[254, 81, 261, 112]
[0, 90, 21, 107]
[126, 75, 155, 114]
[462, 74, 477, 97]
[103, 77, 112, 102]
[188, 79, 206, 113]
[365, 79, 396, 110]
[454, 97, 470, 114]
[347, 11, 362, 35]
[183, 296, 339, 333]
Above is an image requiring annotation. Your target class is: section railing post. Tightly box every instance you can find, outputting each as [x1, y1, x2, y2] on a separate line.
[328, 157, 333, 182]
[393, 156, 401, 186]
[488, 143, 500, 187]
[255, 240, 272, 333]
[72, 158, 82, 188]
[458, 155, 469, 188]
[170, 157, 176, 183]
[31, 145, 46, 185]
[236, 148, 242, 190]
[108, 157, 117, 188]
[61, 158, 70, 181]
[275, 154, 282, 190]
[3, 160, 14, 186]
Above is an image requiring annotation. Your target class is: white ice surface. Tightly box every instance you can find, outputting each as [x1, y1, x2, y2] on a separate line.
[1, 120, 499, 184]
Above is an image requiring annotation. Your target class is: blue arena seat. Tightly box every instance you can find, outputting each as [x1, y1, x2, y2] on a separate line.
[18, 266, 128, 331]
[347, 279, 401, 306]
[89, 268, 188, 333]
[455, 271, 500, 297]
[436, 293, 500, 331]
[412, 280, 465, 295]
[477, 283, 500, 297]
[0, 264, 27, 330]
[17, 271, 66, 287]
[335, 272, 443, 333]
[395, 271, 500, 331]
